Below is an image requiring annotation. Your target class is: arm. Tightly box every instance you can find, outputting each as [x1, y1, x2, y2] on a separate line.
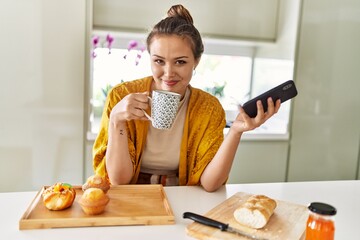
[200, 98, 281, 192]
[103, 92, 150, 185]
[105, 121, 133, 185]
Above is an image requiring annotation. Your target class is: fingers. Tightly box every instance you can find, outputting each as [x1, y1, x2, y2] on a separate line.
[123, 92, 148, 112]
[275, 99, 281, 112]
[110, 92, 151, 122]
[255, 100, 265, 120]
[132, 107, 148, 118]
[262, 98, 274, 121]
[232, 98, 282, 134]
[131, 92, 150, 108]
[264, 98, 281, 120]
[134, 92, 150, 103]
[128, 93, 151, 118]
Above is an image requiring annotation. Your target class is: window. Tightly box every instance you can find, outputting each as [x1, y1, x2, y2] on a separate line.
[89, 32, 294, 137]
[91, 47, 151, 133]
[251, 58, 294, 134]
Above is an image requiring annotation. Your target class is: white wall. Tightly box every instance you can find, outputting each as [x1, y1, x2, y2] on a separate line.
[0, 0, 86, 192]
[93, 0, 279, 41]
[256, 0, 301, 60]
[288, 0, 360, 181]
[230, 0, 360, 183]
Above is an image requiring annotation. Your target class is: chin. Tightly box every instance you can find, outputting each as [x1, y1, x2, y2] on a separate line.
[160, 85, 177, 92]
[166, 88, 182, 94]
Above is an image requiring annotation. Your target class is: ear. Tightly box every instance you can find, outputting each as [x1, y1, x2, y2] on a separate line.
[194, 57, 201, 70]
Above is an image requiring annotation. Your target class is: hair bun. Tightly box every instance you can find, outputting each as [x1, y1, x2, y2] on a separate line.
[167, 4, 194, 25]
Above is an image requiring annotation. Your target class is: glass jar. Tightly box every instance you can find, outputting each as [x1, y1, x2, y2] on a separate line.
[305, 202, 337, 240]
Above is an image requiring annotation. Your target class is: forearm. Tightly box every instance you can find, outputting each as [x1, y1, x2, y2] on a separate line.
[200, 127, 242, 192]
[106, 121, 134, 185]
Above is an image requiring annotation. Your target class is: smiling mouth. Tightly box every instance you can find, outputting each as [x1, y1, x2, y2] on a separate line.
[163, 80, 178, 86]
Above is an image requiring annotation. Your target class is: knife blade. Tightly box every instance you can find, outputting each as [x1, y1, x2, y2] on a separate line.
[183, 212, 268, 240]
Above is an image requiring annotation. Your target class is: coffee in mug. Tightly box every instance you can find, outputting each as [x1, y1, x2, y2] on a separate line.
[142, 90, 181, 130]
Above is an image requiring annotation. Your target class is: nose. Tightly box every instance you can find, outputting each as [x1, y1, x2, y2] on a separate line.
[163, 63, 175, 77]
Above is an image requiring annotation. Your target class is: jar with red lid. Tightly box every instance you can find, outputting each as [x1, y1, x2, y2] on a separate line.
[305, 202, 337, 240]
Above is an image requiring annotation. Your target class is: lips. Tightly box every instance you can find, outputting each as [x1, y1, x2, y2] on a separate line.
[163, 80, 178, 87]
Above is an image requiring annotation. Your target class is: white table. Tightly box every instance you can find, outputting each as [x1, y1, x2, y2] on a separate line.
[1, 180, 359, 239]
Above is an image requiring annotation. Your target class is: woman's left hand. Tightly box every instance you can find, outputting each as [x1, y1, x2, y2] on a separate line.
[231, 97, 281, 133]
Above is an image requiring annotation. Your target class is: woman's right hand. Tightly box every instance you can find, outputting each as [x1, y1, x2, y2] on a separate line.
[109, 92, 150, 124]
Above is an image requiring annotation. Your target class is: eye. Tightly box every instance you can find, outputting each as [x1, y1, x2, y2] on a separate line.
[153, 58, 164, 65]
[176, 59, 187, 65]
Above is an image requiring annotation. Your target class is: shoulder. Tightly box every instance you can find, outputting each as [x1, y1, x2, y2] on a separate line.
[189, 87, 224, 111]
[188, 86, 225, 123]
[110, 76, 153, 97]
[104, 76, 152, 110]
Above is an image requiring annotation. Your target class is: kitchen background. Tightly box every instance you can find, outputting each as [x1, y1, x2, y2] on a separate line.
[0, 0, 359, 192]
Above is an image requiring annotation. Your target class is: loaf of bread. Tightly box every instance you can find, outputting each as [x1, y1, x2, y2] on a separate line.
[42, 183, 76, 210]
[233, 194, 277, 229]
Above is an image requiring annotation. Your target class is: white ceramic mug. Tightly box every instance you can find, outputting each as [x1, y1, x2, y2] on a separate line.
[142, 90, 181, 130]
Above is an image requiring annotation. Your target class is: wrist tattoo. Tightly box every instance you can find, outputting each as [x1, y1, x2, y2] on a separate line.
[119, 129, 124, 135]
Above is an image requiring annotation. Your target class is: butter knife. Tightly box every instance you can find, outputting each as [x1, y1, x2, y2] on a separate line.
[183, 212, 268, 240]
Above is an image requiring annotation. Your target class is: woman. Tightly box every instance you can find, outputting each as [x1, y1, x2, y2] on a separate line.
[93, 4, 280, 192]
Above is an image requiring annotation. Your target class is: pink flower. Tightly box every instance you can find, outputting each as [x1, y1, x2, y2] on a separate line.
[106, 34, 114, 54]
[91, 35, 100, 58]
[90, 33, 145, 63]
[127, 40, 138, 50]
[92, 35, 100, 47]
[106, 34, 114, 47]
[134, 51, 143, 66]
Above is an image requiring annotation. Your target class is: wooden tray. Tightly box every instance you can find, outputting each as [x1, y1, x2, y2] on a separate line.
[19, 184, 174, 230]
[186, 192, 308, 240]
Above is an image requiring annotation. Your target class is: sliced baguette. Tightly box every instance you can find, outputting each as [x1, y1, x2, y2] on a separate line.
[233, 194, 277, 229]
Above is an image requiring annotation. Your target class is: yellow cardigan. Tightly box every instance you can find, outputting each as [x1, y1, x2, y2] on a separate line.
[93, 76, 226, 186]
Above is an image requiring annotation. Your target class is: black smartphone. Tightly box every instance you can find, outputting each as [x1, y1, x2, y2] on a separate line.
[242, 80, 298, 118]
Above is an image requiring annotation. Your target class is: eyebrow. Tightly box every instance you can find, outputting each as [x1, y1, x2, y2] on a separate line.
[152, 54, 189, 60]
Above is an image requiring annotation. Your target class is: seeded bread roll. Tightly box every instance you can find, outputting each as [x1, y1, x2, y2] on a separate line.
[233, 195, 277, 229]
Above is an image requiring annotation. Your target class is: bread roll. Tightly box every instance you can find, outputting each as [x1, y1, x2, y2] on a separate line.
[42, 183, 76, 210]
[82, 175, 110, 193]
[78, 188, 110, 215]
[233, 195, 277, 229]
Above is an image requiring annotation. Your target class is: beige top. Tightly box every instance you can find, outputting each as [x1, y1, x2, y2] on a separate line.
[141, 88, 190, 175]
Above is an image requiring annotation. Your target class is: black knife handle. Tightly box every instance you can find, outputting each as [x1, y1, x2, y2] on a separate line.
[183, 212, 228, 231]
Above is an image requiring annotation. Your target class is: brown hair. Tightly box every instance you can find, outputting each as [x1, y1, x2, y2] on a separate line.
[146, 4, 204, 60]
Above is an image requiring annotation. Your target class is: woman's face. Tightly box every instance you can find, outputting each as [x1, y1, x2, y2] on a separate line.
[149, 35, 199, 97]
